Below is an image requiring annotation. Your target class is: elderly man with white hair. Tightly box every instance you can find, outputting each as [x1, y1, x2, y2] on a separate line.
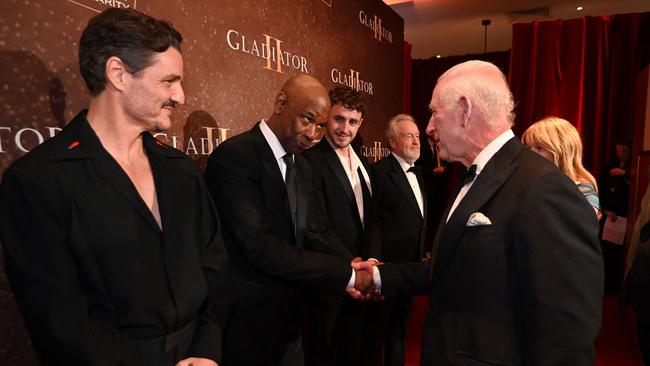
[353, 60, 603, 365]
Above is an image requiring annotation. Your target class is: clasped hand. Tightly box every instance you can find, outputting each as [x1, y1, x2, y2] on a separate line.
[348, 257, 383, 301]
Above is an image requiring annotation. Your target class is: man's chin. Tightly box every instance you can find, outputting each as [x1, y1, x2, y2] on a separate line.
[332, 139, 351, 149]
[152, 120, 171, 133]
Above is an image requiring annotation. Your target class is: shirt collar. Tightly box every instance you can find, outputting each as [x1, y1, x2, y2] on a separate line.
[259, 119, 288, 161]
[471, 129, 515, 175]
[392, 152, 415, 173]
[328, 135, 368, 170]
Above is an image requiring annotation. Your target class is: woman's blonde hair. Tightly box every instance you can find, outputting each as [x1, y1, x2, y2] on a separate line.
[521, 117, 598, 191]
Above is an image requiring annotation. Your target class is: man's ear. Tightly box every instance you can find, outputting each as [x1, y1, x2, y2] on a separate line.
[274, 92, 288, 114]
[458, 96, 472, 128]
[105, 56, 128, 93]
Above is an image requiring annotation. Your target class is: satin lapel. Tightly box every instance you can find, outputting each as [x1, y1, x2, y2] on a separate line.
[416, 171, 427, 219]
[360, 156, 373, 227]
[387, 155, 422, 218]
[295, 156, 309, 247]
[434, 138, 522, 276]
[321, 142, 364, 228]
[323, 144, 356, 206]
[250, 124, 297, 244]
[251, 125, 286, 200]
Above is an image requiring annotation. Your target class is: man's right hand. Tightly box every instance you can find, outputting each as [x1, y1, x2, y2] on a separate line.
[348, 259, 382, 301]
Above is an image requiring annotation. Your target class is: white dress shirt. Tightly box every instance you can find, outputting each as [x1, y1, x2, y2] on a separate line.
[392, 152, 424, 217]
[447, 129, 515, 222]
[328, 137, 372, 225]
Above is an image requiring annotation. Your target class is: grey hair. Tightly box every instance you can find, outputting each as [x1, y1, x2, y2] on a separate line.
[385, 113, 416, 143]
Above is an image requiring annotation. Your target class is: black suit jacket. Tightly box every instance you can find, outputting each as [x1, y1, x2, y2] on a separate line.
[380, 137, 603, 366]
[302, 138, 378, 259]
[0, 111, 231, 365]
[371, 153, 427, 262]
[205, 123, 352, 361]
[623, 211, 650, 322]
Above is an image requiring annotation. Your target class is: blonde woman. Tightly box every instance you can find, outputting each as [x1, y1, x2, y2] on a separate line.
[522, 117, 601, 219]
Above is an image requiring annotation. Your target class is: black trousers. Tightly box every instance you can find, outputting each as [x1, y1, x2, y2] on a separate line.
[381, 296, 413, 366]
[302, 291, 379, 366]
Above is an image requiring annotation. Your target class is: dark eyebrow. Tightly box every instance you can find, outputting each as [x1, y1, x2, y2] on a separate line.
[162, 74, 182, 82]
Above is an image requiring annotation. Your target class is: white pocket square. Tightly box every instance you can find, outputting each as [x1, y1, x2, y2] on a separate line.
[466, 212, 492, 226]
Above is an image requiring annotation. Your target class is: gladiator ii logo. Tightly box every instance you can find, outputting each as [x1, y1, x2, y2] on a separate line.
[359, 10, 393, 44]
[226, 29, 310, 74]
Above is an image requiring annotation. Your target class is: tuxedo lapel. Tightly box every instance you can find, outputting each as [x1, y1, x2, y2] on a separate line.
[359, 157, 373, 227]
[251, 123, 301, 245]
[387, 154, 422, 218]
[251, 124, 287, 201]
[433, 138, 522, 276]
[321, 141, 356, 206]
[415, 170, 427, 218]
[295, 156, 309, 248]
[321, 140, 367, 228]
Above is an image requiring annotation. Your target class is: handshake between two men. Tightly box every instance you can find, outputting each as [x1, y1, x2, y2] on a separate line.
[349, 257, 383, 301]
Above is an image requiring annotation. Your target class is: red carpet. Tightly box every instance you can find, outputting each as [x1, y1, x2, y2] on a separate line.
[404, 295, 644, 366]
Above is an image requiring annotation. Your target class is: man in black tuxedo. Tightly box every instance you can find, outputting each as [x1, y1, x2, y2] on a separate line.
[0, 9, 231, 366]
[206, 75, 372, 366]
[371, 114, 426, 366]
[300, 87, 377, 365]
[353, 60, 603, 365]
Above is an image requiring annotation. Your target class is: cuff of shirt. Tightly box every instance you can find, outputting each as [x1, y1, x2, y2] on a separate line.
[347, 269, 355, 289]
[346, 266, 382, 292]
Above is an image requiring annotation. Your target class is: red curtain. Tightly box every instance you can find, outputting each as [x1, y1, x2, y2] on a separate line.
[509, 12, 650, 177]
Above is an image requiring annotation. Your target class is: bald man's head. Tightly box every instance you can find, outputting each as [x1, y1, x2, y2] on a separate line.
[268, 74, 330, 154]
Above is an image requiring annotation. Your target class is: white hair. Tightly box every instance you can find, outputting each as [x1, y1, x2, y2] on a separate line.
[385, 113, 416, 142]
[436, 60, 515, 130]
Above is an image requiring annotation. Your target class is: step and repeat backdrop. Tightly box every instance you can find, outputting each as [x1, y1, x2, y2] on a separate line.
[0, 0, 403, 174]
[0, 0, 403, 363]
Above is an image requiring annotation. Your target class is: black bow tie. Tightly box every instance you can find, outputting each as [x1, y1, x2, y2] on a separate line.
[460, 164, 477, 185]
[407, 166, 421, 173]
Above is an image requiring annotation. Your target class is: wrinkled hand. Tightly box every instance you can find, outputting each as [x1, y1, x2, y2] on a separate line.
[175, 358, 218, 366]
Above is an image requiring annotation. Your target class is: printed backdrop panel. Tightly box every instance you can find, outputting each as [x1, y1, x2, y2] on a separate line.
[0, 0, 403, 173]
